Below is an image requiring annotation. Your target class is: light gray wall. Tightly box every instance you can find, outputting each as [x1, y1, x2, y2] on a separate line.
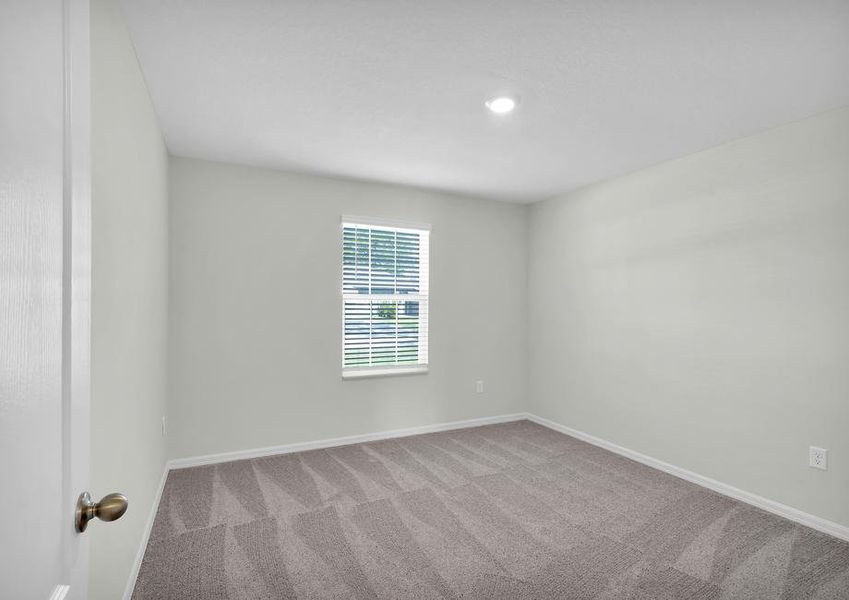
[90, 0, 169, 597]
[529, 107, 849, 528]
[168, 157, 528, 460]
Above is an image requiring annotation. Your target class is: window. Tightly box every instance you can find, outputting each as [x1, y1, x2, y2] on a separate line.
[342, 217, 429, 378]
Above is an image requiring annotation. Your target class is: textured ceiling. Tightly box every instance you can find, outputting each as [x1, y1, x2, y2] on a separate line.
[122, 0, 849, 202]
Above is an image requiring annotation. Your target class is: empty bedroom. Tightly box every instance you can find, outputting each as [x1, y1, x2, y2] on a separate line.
[1, 1, 848, 599]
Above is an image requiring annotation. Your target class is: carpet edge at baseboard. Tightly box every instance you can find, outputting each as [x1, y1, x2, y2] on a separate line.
[524, 412, 849, 543]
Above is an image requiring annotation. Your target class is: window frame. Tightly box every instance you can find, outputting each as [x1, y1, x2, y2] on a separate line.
[340, 216, 430, 379]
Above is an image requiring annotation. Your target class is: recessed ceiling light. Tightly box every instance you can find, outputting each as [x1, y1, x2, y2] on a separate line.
[485, 96, 516, 114]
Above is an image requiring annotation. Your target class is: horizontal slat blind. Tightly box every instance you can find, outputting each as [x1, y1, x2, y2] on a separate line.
[342, 221, 429, 370]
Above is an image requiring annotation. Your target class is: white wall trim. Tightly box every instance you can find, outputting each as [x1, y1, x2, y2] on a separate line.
[341, 214, 431, 232]
[123, 413, 523, 598]
[122, 466, 169, 600]
[342, 365, 429, 379]
[168, 413, 526, 470]
[123, 409, 846, 600]
[525, 412, 849, 543]
[48, 585, 70, 600]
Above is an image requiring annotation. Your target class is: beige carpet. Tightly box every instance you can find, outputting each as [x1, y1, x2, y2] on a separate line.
[132, 420, 849, 599]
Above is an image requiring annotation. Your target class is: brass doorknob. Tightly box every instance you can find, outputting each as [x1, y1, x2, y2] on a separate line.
[75, 492, 128, 532]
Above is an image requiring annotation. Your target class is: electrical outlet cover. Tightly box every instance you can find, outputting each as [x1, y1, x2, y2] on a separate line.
[809, 446, 827, 470]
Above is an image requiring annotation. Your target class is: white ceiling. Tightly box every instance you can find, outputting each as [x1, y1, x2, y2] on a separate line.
[121, 0, 849, 203]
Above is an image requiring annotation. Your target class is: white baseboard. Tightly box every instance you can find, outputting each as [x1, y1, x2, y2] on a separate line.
[48, 585, 70, 600]
[167, 412, 527, 470]
[123, 408, 846, 600]
[122, 465, 169, 600]
[124, 413, 524, 597]
[525, 412, 849, 543]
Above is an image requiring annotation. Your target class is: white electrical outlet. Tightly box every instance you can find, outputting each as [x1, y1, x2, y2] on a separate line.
[475, 380, 484, 394]
[809, 446, 827, 470]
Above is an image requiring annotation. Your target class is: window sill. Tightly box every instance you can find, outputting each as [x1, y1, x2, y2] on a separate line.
[342, 366, 429, 380]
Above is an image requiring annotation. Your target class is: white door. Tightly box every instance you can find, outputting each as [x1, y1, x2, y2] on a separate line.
[1, 0, 91, 598]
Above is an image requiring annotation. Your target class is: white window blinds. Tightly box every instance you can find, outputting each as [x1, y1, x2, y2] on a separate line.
[342, 218, 429, 374]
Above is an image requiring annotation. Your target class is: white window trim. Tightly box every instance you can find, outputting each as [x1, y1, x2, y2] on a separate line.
[340, 217, 430, 378]
[341, 365, 429, 379]
[341, 215, 431, 233]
